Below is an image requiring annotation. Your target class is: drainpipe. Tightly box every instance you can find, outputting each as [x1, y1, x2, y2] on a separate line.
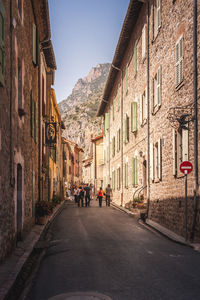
[9, 0, 14, 187]
[146, 1, 150, 217]
[191, 0, 198, 241]
[38, 45, 41, 202]
[111, 64, 123, 206]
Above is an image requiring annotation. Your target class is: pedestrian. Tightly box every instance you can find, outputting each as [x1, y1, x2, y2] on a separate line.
[105, 184, 112, 206]
[74, 186, 78, 204]
[98, 187, 103, 207]
[84, 183, 91, 207]
[79, 186, 84, 207]
[77, 187, 81, 207]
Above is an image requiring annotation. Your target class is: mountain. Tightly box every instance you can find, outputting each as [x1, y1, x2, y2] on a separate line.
[58, 63, 111, 157]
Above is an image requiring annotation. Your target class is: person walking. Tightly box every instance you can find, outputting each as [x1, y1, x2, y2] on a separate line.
[74, 186, 78, 204]
[98, 187, 103, 207]
[79, 186, 84, 207]
[105, 184, 112, 206]
[84, 183, 91, 207]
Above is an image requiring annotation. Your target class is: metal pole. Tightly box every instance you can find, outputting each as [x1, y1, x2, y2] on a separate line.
[185, 173, 188, 242]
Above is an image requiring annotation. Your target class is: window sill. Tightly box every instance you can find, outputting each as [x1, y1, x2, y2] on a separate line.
[152, 104, 161, 115]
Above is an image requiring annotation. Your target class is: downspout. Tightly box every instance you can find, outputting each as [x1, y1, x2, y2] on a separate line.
[146, 1, 150, 217]
[10, 0, 14, 187]
[38, 45, 41, 202]
[191, 0, 198, 241]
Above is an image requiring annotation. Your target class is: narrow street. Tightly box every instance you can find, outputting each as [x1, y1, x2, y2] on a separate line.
[24, 200, 200, 300]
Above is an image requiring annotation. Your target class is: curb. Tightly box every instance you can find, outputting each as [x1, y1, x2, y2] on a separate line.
[0, 201, 66, 300]
[110, 202, 200, 251]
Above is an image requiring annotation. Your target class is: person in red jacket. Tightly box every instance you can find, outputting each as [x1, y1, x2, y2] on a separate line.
[98, 187, 103, 207]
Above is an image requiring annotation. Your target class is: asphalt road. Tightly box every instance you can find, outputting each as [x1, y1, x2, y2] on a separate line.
[25, 200, 200, 300]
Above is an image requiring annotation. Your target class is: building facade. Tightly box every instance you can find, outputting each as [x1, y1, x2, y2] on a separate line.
[98, 0, 200, 241]
[0, 0, 56, 261]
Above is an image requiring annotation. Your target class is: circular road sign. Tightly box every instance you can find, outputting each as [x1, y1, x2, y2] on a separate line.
[180, 161, 193, 175]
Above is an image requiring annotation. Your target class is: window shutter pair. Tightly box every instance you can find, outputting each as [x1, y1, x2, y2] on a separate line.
[0, 2, 5, 86]
[176, 36, 184, 86]
[131, 102, 137, 132]
[132, 157, 138, 186]
[33, 23, 39, 65]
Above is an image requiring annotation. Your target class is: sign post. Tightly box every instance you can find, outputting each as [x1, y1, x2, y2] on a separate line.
[180, 161, 193, 242]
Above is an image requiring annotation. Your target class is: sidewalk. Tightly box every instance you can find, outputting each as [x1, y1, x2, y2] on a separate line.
[0, 201, 65, 300]
[111, 202, 200, 252]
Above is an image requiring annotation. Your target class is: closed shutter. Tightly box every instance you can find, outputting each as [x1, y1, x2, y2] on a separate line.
[105, 113, 109, 131]
[131, 102, 137, 132]
[0, 2, 5, 86]
[179, 36, 184, 83]
[157, 66, 162, 106]
[113, 136, 115, 157]
[126, 115, 129, 142]
[157, 0, 161, 28]
[150, 143, 154, 181]
[134, 45, 137, 76]
[158, 139, 162, 180]
[132, 157, 135, 186]
[175, 42, 179, 86]
[135, 157, 138, 185]
[182, 126, 189, 161]
[150, 77, 154, 114]
[172, 128, 177, 176]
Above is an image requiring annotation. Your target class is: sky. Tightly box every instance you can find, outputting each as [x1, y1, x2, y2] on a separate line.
[48, 0, 130, 103]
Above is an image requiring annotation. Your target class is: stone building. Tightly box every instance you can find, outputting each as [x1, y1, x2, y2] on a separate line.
[0, 0, 56, 261]
[91, 135, 104, 194]
[62, 138, 74, 189]
[98, 0, 200, 241]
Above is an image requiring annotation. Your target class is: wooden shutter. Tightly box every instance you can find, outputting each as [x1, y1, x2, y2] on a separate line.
[0, 2, 5, 86]
[158, 139, 162, 180]
[113, 136, 115, 157]
[126, 115, 129, 142]
[140, 95, 143, 125]
[150, 143, 154, 181]
[135, 157, 138, 185]
[182, 126, 189, 161]
[157, 66, 162, 106]
[157, 0, 161, 29]
[132, 157, 135, 186]
[175, 41, 179, 86]
[179, 36, 184, 83]
[134, 45, 137, 76]
[150, 77, 154, 114]
[172, 128, 177, 176]
[131, 102, 137, 132]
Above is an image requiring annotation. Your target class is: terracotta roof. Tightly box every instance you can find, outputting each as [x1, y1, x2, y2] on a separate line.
[97, 0, 143, 116]
[42, 40, 57, 70]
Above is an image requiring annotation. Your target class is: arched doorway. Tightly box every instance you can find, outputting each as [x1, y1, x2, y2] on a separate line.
[17, 164, 22, 241]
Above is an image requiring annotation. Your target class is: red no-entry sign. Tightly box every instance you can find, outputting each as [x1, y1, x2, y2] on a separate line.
[180, 161, 193, 175]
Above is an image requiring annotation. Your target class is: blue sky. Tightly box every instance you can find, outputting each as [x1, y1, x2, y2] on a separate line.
[49, 0, 129, 102]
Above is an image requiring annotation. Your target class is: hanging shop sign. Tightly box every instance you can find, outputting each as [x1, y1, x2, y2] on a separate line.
[45, 122, 57, 145]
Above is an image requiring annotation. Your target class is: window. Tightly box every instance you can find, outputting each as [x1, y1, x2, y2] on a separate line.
[172, 126, 188, 176]
[0, 2, 5, 86]
[142, 24, 147, 60]
[152, 0, 161, 39]
[112, 170, 116, 190]
[124, 114, 129, 144]
[150, 143, 154, 181]
[133, 44, 137, 77]
[175, 36, 184, 87]
[117, 167, 121, 190]
[151, 66, 162, 113]
[117, 129, 120, 152]
[104, 112, 109, 131]
[131, 102, 137, 132]
[150, 139, 162, 181]
[125, 162, 128, 188]
[117, 87, 120, 111]
[125, 66, 128, 94]
[18, 0, 22, 18]
[132, 156, 138, 186]
[32, 23, 39, 66]
[112, 136, 115, 157]
[140, 88, 147, 125]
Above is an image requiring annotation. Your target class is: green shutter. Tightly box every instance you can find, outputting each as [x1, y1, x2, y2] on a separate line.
[135, 157, 138, 184]
[131, 102, 137, 132]
[105, 113, 109, 131]
[134, 45, 137, 76]
[0, 2, 5, 86]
